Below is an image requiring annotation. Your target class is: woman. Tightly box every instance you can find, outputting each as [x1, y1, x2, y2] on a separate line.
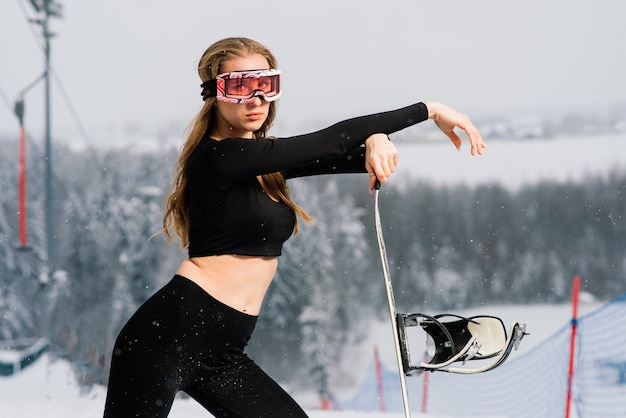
[103, 37, 486, 417]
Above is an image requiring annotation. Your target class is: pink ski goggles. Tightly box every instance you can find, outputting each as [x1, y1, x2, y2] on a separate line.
[201, 69, 282, 104]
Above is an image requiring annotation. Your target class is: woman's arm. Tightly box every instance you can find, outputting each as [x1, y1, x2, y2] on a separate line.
[196, 103, 427, 187]
[281, 147, 368, 179]
[193, 101, 485, 188]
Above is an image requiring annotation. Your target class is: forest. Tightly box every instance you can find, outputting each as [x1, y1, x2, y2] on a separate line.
[0, 138, 624, 397]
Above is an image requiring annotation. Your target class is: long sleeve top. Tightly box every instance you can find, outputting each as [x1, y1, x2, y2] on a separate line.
[186, 102, 429, 257]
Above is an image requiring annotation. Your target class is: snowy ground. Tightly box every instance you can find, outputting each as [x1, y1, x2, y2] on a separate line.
[0, 351, 429, 418]
[0, 300, 601, 418]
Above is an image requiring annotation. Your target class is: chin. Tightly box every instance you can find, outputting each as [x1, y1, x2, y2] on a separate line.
[247, 121, 266, 133]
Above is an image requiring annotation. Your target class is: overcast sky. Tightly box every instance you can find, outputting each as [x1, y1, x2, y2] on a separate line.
[1, 0, 625, 148]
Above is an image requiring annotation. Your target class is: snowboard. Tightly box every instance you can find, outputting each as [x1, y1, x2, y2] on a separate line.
[373, 183, 527, 418]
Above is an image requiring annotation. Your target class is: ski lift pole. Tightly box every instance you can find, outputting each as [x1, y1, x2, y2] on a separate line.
[43, 0, 54, 279]
[28, 0, 64, 279]
[373, 181, 412, 418]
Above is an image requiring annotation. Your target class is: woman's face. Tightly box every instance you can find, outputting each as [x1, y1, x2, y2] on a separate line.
[212, 54, 272, 139]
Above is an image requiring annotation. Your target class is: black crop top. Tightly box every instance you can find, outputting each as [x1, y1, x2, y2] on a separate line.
[186, 102, 429, 257]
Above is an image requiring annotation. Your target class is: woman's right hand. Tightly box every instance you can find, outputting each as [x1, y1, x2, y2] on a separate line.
[424, 101, 487, 156]
[365, 133, 398, 192]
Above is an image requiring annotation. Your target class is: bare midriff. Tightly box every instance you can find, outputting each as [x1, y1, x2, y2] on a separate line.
[176, 255, 278, 316]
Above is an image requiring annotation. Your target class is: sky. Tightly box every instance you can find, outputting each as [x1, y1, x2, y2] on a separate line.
[0, 0, 625, 150]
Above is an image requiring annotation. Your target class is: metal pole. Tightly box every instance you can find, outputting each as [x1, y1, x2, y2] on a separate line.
[43, 0, 54, 278]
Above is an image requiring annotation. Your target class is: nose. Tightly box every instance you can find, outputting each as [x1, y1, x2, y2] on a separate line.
[250, 96, 263, 106]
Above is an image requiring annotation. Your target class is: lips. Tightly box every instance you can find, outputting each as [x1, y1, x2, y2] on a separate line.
[246, 112, 264, 121]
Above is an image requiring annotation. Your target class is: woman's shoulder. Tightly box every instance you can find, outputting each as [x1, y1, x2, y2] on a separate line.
[194, 136, 235, 154]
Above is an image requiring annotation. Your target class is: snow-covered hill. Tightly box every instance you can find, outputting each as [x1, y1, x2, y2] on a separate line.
[394, 133, 625, 190]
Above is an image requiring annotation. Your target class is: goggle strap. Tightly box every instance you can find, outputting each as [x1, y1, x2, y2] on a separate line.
[200, 79, 217, 101]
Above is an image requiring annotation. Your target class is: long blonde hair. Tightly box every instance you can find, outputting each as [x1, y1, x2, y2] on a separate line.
[162, 37, 312, 248]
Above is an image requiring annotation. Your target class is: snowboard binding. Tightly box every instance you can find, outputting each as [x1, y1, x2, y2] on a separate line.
[397, 313, 528, 375]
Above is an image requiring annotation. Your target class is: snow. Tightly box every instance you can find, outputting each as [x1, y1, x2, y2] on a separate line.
[0, 301, 601, 417]
[0, 352, 413, 417]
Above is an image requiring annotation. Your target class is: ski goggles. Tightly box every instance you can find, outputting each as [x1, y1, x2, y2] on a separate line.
[201, 69, 281, 104]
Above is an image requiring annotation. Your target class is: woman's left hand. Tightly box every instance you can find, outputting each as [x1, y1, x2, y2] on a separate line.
[365, 133, 398, 192]
[425, 101, 487, 156]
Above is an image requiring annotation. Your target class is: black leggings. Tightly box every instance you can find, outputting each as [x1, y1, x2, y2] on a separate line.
[103, 275, 308, 417]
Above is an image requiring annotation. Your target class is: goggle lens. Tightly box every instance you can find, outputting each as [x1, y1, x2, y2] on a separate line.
[201, 69, 281, 104]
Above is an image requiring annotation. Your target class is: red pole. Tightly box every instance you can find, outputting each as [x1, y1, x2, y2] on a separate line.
[373, 345, 386, 411]
[565, 275, 581, 418]
[320, 397, 329, 410]
[18, 124, 27, 247]
[422, 354, 429, 414]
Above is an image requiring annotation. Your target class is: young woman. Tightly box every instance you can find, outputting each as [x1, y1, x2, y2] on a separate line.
[103, 37, 486, 417]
